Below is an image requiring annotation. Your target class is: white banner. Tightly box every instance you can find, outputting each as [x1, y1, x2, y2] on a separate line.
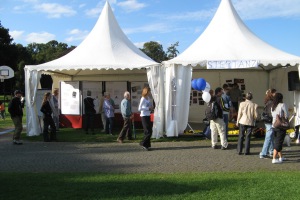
[60, 81, 80, 115]
[207, 60, 259, 69]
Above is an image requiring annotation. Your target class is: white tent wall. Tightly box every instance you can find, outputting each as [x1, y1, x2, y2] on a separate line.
[147, 66, 165, 138]
[164, 64, 192, 137]
[189, 69, 268, 123]
[24, 69, 42, 136]
[268, 65, 299, 114]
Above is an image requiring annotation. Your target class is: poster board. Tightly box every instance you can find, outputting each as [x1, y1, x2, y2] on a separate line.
[60, 81, 81, 115]
[82, 81, 102, 114]
[36, 89, 51, 117]
[105, 82, 127, 113]
[131, 82, 153, 113]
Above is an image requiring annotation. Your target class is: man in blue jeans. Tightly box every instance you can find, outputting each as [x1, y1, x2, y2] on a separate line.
[221, 84, 232, 140]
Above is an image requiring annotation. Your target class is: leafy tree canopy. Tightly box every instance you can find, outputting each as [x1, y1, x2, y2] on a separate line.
[140, 41, 167, 63]
[166, 41, 179, 59]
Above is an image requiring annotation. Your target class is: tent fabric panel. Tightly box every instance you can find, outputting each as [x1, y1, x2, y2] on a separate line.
[164, 64, 192, 137]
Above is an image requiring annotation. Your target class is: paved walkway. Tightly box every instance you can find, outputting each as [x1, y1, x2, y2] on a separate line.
[0, 132, 299, 173]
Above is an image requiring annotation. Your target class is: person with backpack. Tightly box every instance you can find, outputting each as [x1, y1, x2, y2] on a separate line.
[8, 90, 24, 145]
[206, 87, 228, 150]
[259, 89, 276, 159]
[236, 92, 258, 155]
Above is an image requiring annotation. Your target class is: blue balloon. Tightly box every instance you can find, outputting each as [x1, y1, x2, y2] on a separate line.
[196, 78, 206, 91]
[191, 79, 198, 90]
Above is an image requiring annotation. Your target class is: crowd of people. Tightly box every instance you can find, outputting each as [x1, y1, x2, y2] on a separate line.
[204, 84, 297, 164]
[6, 84, 299, 160]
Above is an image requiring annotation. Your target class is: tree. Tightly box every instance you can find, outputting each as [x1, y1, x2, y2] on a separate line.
[0, 21, 14, 66]
[26, 40, 76, 64]
[0, 21, 30, 94]
[140, 41, 167, 63]
[166, 41, 179, 60]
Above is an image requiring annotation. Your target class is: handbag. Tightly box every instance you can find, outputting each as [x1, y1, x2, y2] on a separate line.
[261, 104, 272, 123]
[273, 110, 290, 130]
[261, 112, 272, 123]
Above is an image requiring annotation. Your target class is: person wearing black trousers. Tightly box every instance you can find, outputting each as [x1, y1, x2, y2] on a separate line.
[84, 90, 96, 134]
[138, 87, 153, 151]
[40, 92, 57, 142]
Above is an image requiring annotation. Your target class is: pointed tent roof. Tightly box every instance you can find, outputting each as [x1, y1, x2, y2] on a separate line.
[165, 0, 300, 69]
[26, 1, 158, 75]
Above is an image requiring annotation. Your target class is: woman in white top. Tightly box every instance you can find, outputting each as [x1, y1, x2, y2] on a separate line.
[138, 87, 153, 150]
[271, 93, 288, 164]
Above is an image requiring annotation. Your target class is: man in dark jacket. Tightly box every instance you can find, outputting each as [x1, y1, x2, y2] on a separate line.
[84, 90, 96, 134]
[8, 90, 24, 145]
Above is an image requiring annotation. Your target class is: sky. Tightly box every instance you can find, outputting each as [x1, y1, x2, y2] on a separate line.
[1, 0, 300, 56]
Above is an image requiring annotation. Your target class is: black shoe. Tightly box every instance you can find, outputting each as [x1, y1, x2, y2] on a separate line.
[244, 153, 250, 155]
[139, 143, 150, 151]
[260, 155, 270, 159]
[238, 152, 243, 155]
[212, 146, 217, 149]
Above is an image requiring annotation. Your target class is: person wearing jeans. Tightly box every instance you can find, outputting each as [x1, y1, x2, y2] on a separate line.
[259, 89, 275, 158]
[103, 92, 115, 135]
[259, 123, 274, 158]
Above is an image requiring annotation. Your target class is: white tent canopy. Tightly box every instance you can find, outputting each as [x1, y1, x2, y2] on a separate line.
[24, 1, 160, 136]
[162, 0, 300, 136]
[165, 0, 300, 69]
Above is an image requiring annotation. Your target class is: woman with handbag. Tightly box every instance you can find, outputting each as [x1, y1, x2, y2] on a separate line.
[271, 93, 289, 164]
[259, 89, 276, 159]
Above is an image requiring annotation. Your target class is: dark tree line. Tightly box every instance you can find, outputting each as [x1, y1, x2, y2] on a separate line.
[0, 21, 179, 95]
[0, 21, 76, 94]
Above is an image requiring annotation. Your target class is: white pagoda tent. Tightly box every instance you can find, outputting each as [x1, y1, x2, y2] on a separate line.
[163, 0, 300, 136]
[24, 1, 161, 136]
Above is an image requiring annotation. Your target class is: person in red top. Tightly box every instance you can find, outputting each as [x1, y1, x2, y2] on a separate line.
[0, 100, 5, 120]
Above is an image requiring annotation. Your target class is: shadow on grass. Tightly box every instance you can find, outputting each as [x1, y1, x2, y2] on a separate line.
[0, 173, 247, 200]
[1, 172, 300, 200]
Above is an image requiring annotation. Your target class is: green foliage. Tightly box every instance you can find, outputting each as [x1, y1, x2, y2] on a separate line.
[0, 21, 75, 93]
[141, 41, 168, 63]
[26, 40, 75, 64]
[166, 41, 179, 59]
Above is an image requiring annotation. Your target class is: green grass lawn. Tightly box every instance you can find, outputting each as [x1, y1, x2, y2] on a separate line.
[0, 172, 299, 200]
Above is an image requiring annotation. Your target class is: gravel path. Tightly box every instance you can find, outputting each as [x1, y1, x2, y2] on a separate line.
[0, 132, 299, 173]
